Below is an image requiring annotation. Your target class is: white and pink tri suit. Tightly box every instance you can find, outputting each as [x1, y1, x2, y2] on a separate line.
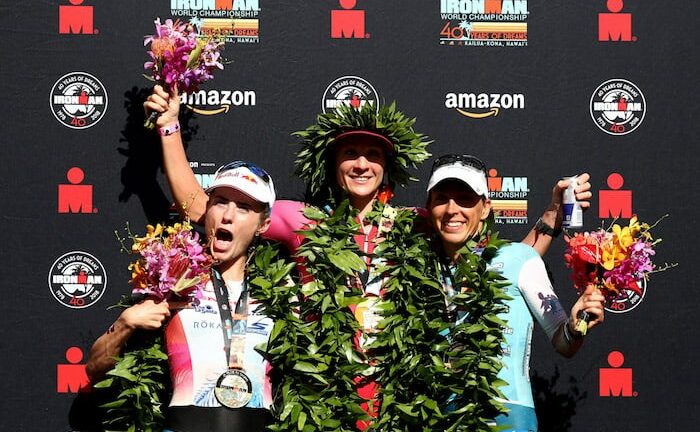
[165, 279, 274, 409]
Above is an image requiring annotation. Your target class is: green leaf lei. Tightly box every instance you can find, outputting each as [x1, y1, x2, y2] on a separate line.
[251, 200, 511, 431]
[92, 318, 170, 432]
[293, 102, 432, 207]
[252, 200, 370, 431]
[430, 215, 512, 431]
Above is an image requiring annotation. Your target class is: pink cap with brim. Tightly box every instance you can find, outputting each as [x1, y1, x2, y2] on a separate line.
[333, 130, 394, 151]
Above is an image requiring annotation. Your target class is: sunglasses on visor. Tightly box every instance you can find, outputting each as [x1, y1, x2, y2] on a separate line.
[215, 161, 272, 184]
[431, 154, 487, 174]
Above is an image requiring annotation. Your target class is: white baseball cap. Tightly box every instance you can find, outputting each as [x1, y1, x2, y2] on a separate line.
[205, 161, 276, 207]
[426, 154, 489, 198]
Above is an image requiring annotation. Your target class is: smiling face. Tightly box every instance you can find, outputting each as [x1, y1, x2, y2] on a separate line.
[428, 179, 491, 259]
[204, 187, 270, 277]
[334, 138, 387, 209]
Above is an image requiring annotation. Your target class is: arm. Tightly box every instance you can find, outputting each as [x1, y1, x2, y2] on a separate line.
[522, 173, 592, 257]
[518, 252, 605, 358]
[144, 85, 208, 224]
[551, 284, 605, 357]
[85, 299, 170, 382]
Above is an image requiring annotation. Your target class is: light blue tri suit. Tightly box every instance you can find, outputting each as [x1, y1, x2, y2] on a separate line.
[444, 243, 568, 432]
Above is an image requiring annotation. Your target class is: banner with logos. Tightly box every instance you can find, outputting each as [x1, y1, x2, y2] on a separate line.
[1, 1, 697, 431]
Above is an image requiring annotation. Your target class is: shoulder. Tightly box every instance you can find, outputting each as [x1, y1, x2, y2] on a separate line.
[496, 242, 538, 260]
[492, 242, 540, 269]
[272, 199, 306, 214]
[271, 200, 311, 225]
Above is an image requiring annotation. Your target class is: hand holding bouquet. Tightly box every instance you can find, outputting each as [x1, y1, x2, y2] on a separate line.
[98, 220, 212, 431]
[564, 215, 673, 334]
[143, 18, 224, 129]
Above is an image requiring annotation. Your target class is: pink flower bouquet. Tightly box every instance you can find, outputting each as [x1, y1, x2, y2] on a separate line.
[143, 18, 224, 129]
[123, 221, 213, 301]
[564, 215, 673, 334]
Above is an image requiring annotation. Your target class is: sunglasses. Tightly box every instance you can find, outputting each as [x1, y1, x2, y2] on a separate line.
[215, 160, 272, 184]
[431, 154, 487, 174]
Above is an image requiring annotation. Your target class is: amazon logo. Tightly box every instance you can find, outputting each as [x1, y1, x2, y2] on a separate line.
[445, 92, 524, 119]
[180, 89, 257, 116]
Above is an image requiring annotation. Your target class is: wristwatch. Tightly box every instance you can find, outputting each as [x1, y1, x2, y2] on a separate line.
[564, 319, 585, 342]
[534, 217, 562, 237]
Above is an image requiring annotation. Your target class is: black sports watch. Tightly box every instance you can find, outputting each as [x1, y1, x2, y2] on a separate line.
[534, 217, 562, 237]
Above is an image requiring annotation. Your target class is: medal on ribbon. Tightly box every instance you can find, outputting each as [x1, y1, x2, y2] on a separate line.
[211, 269, 253, 409]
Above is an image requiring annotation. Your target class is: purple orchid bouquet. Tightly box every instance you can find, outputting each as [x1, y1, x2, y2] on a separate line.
[125, 220, 213, 301]
[143, 18, 224, 129]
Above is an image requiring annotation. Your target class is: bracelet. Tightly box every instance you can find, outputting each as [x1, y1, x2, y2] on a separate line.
[534, 217, 562, 237]
[563, 319, 584, 344]
[158, 121, 181, 137]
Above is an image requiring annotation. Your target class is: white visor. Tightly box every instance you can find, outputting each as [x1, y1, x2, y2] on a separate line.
[426, 163, 489, 198]
[205, 163, 276, 207]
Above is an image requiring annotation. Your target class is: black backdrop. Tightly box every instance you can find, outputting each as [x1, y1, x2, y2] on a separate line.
[1, 1, 698, 431]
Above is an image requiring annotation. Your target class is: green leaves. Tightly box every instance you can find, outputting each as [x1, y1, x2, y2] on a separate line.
[93, 334, 169, 432]
[328, 249, 366, 275]
[435, 215, 512, 431]
[252, 201, 509, 431]
[252, 203, 368, 431]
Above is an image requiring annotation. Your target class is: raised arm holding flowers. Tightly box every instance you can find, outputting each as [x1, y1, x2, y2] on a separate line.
[142, 18, 224, 129]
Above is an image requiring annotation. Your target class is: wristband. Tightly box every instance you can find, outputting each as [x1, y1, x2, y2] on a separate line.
[534, 217, 562, 237]
[158, 121, 180, 137]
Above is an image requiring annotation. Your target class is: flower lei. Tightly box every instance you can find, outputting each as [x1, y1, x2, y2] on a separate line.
[252, 201, 510, 431]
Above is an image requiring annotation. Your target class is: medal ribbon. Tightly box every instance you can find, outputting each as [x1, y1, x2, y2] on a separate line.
[211, 268, 249, 370]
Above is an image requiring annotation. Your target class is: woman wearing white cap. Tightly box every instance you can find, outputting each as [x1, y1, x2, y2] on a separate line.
[86, 161, 279, 432]
[425, 154, 606, 432]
